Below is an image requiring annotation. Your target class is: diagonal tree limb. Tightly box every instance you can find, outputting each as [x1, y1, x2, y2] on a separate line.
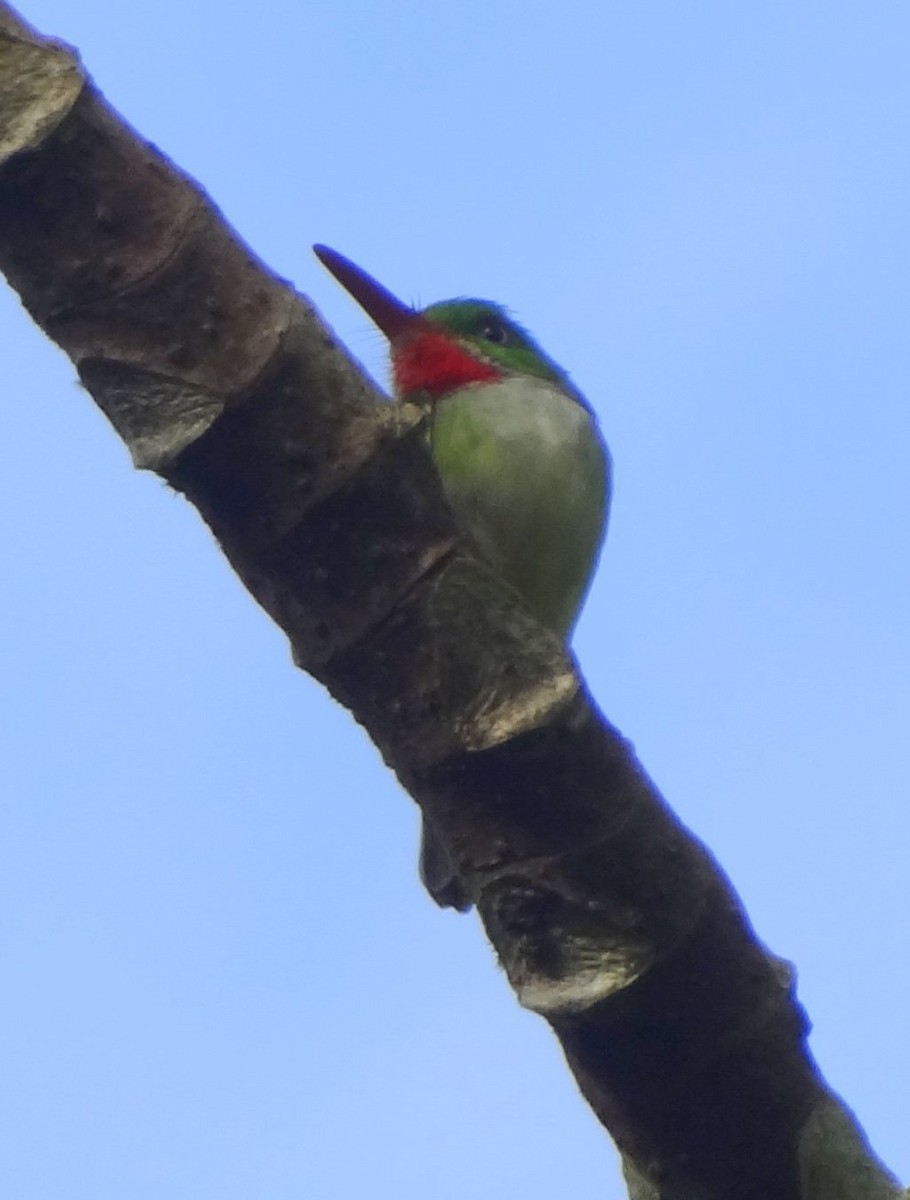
[0, 6, 901, 1198]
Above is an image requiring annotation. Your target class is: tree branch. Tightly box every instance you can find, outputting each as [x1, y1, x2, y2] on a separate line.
[0, 6, 901, 1197]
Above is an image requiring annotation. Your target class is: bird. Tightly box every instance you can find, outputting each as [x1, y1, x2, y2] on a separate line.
[314, 244, 611, 910]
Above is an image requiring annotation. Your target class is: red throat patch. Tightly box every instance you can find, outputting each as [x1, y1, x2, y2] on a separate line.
[392, 329, 501, 401]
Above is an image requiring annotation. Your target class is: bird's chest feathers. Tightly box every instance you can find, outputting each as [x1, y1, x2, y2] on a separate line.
[431, 376, 595, 502]
[429, 377, 606, 634]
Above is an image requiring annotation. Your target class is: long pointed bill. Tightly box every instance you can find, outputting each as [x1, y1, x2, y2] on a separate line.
[313, 245, 424, 341]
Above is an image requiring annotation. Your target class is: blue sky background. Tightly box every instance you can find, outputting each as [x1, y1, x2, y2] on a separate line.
[1, 2, 908, 1196]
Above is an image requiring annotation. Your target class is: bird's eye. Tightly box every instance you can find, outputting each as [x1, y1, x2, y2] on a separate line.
[479, 321, 508, 345]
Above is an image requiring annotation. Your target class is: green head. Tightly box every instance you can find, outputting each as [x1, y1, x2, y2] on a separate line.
[314, 246, 581, 404]
[418, 299, 576, 390]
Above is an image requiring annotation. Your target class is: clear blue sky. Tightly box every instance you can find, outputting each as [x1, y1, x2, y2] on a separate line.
[2, 2, 908, 1196]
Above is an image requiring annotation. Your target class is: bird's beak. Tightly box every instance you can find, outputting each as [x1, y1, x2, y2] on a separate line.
[313, 245, 424, 341]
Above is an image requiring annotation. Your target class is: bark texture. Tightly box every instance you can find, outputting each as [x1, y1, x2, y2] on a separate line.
[0, 7, 902, 1198]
